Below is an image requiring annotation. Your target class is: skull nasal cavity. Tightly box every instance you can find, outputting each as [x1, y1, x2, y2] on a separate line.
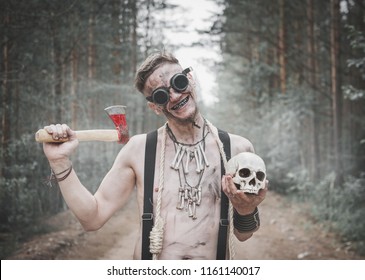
[249, 178, 256, 186]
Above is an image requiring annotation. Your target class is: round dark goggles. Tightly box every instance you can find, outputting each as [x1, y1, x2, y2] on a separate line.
[146, 67, 192, 105]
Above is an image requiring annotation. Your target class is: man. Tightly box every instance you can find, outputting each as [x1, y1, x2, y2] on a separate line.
[42, 51, 267, 260]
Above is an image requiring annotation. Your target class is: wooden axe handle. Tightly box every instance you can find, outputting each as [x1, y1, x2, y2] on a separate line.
[35, 129, 119, 143]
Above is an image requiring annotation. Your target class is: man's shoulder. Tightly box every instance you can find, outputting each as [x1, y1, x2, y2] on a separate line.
[124, 127, 163, 149]
[127, 133, 147, 145]
[118, 133, 147, 159]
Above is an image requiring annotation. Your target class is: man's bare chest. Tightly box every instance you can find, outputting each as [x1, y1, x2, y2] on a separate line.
[153, 137, 223, 219]
[135, 127, 232, 259]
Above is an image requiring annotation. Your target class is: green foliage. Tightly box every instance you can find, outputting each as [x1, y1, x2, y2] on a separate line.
[275, 167, 365, 255]
[291, 172, 365, 255]
[343, 25, 365, 101]
[0, 135, 60, 232]
[343, 85, 365, 100]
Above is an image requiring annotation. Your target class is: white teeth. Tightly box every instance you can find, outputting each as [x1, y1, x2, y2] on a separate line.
[172, 96, 189, 110]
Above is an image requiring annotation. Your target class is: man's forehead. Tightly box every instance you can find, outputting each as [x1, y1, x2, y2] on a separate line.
[144, 63, 182, 91]
[151, 63, 182, 79]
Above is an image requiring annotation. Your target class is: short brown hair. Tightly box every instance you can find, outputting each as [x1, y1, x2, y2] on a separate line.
[134, 51, 179, 94]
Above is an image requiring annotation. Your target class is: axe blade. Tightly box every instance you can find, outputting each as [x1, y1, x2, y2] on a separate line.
[104, 105, 129, 144]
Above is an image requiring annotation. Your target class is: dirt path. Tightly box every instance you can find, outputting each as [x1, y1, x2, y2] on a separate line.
[7, 191, 362, 260]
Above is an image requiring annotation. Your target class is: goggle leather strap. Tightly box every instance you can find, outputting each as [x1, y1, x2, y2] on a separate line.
[182, 67, 193, 75]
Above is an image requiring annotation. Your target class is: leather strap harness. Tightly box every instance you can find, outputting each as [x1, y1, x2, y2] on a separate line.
[141, 129, 231, 260]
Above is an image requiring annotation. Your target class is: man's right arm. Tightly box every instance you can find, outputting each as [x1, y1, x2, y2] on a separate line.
[43, 124, 140, 231]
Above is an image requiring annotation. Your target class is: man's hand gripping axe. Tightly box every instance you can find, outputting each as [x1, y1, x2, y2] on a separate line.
[35, 105, 129, 144]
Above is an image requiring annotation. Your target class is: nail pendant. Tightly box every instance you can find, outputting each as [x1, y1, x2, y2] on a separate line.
[192, 201, 197, 220]
[184, 187, 189, 200]
[184, 149, 190, 174]
[171, 144, 182, 168]
[177, 186, 184, 210]
[174, 147, 185, 170]
[176, 181, 203, 219]
[194, 148, 201, 173]
[199, 143, 209, 167]
[188, 200, 193, 217]
[197, 185, 202, 205]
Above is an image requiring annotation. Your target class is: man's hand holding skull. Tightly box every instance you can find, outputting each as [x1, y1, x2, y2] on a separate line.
[222, 152, 268, 215]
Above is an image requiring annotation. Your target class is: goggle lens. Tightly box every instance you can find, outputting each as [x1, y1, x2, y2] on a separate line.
[146, 67, 192, 105]
[171, 74, 189, 92]
[153, 89, 170, 105]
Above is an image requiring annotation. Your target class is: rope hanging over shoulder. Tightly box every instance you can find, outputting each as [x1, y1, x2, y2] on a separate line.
[206, 120, 235, 260]
[149, 123, 167, 259]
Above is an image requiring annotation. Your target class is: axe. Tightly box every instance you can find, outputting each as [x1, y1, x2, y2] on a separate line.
[35, 105, 129, 144]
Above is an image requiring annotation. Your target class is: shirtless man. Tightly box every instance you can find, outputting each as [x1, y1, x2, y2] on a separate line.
[42, 51, 267, 260]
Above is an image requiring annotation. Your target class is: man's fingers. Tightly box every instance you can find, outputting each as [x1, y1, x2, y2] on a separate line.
[225, 175, 238, 197]
[44, 124, 72, 140]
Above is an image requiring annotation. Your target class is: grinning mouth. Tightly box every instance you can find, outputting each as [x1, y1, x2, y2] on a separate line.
[171, 96, 189, 110]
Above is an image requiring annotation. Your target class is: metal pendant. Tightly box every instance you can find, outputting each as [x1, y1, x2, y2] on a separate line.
[176, 184, 201, 220]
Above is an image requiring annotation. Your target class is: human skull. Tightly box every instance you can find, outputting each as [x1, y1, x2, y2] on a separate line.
[226, 152, 266, 194]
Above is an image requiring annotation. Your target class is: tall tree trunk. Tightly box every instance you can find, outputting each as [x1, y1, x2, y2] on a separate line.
[0, 9, 12, 225]
[50, 19, 65, 211]
[143, 0, 153, 132]
[330, 0, 343, 185]
[88, 7, 97, 126]
[131, 0, 137, 76]
[267, 46, 278, 95]
[278, 0, 286, 94]
[51, 23, 63, 120]
[131, 0, 143, 134]
[88, 12, 96, 80]
[1, 12, 11, 180]
[71, 48, 79, 129]
[111, 0, 122, 86]
[307, 0, 320, 181]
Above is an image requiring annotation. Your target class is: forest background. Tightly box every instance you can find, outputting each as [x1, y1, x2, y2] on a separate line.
[1, 0, 364, 259]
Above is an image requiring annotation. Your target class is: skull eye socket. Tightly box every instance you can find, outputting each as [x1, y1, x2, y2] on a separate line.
[256, 171, 265, 181]
[238, 168, 251, 178]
